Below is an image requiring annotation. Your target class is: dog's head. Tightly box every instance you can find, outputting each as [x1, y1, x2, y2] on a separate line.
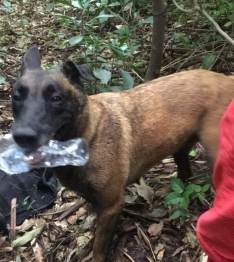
[11, 46, 94, 152]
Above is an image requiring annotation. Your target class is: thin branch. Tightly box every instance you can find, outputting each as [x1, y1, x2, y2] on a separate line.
[194, 3, 234, 46]
[172, 0, 193, 13]
[208, 43, 226, 70]
[172, 0, 234, 46]
[176, 50, 196, 71]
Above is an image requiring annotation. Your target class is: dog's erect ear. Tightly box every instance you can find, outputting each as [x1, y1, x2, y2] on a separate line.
[76, 64, 95, 81]
[20, 46, 42, 76]
[61, 60, 94, 89]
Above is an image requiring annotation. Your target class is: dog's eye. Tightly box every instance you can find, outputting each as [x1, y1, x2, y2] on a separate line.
[13, 94, 21, 102]
[51, 95, 62, 103]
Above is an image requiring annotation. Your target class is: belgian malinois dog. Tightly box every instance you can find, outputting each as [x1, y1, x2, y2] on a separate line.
[11, 46, 234, 262]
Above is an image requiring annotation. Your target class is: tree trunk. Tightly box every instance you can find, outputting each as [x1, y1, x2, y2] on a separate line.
[145, 0, 167, 81]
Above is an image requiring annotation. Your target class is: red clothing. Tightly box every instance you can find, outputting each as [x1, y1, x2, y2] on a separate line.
[197, 99, 234, 262]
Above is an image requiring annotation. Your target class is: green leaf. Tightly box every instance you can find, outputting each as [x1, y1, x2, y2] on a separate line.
[197, 192, 206, 201]
[189, 150, 196, 157]
[110, 47, 123, 57]
[186, 231, 198, 248]
[124, 194, 138, 204]
[71, 0, 83, 8]
[224, 21, 232, 27]
[90, 14, 115, 22]
[228, 2, 234, 9]
[164, 192, 182, 205]
[97, 56, 107, 63]
[52, 13, 77, 22]
[173, 32, 182, 40]
[3, 1, 11, 8]
[108, 2, 120, 7]
[141, 16, 153, 24]
[100, 0, 108, 5]
[185, 184, 201, 193]
[201, 184, 210, 192]
[180, 196, 189, 208]
[52, 0, 72, 6]
[12, 226, 44, 248]
[190, 191, 199, 199]
[96, 84, 108, 93]
[68, 35, 84, 45]
[120, 69, 134, 90]
[202, 54, 217, 70]
[46, 3, 54, 10]
[0, 76, 9, 86]
[22, 18, 30, 25]
[108, 86, 125, 92]
[170, 210, 182, 219]
[128, 64, 144, 76]
[170, 208, 188, 220]
[93, 69, 111, 84]
[98, 10, 110, 23]
[170, 178, 184, 194]
[228, 13, 234, 23]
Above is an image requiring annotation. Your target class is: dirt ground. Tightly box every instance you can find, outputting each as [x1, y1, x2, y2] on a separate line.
[0, 85, 212, 262]
[1, 1, 232, 262]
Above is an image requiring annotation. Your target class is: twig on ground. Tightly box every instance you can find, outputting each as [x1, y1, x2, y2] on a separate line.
[10, 198, 17, 242]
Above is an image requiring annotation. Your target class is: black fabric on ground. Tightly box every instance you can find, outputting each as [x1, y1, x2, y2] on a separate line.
[0, 168, 57, 232]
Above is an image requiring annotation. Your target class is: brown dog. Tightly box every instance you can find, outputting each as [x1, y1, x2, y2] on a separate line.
[11, 46, 234, 261]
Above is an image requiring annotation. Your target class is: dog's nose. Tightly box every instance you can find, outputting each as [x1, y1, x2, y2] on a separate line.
[13, 127, 38, 150]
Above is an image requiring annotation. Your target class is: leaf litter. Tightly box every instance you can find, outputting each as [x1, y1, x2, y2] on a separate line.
[0, 2, 219, 261]
[0, 106, 211, 262]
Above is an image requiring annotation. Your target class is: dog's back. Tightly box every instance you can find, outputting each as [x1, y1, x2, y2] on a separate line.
[88, 69, 234, 185]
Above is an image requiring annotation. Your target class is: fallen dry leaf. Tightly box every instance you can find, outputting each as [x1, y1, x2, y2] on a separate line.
[186, 229, 198, 248]
[54, 219, 69, 228]
[0, 246, 13, 253]
[81, 251, 93, 262]
[67, 207, 87, 225]
[148, 221, 164, 237]
[134, 177, 154, 205]
[32, 242, 44, 262]
[81, 213, 96, 230]
[77, 232, 93, 247]
[171, 245, 185, 257]
[157, 248, 165, 260]
[200, 253, 208, 262]
[154, 243, 164, 255]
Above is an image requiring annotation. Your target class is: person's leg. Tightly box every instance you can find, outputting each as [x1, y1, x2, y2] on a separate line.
[197, 99, 234, 262]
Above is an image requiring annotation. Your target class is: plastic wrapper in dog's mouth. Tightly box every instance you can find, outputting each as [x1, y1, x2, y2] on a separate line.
[0, 134, 89, 175]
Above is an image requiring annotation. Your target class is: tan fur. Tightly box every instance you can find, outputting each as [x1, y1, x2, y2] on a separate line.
[51, 69, 234, 261]
[13, 65, 234, 262]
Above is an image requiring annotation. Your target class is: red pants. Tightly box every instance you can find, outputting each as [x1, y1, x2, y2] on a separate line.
[197, 99, 234, 262]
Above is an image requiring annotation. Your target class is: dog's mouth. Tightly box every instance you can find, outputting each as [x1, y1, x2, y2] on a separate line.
[53, 122, 68, 141]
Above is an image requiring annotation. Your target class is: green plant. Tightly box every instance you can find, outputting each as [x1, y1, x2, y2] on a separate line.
[0, 0, 152, 93]
[47, 0, 152, 94]
[203, 1, 234, 28]
[167, 0, 234, 72]
[0, 75, 9, 86]
[2, 0, 231, 92]
[164, 177, 210, 223]
[0, 0, 12, 12]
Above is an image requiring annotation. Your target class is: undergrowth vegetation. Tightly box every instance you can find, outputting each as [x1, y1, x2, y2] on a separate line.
[0, 0, 233, 228]
[0, 0, 233, 224]
[0, 1, 233, 260]
[0, 0, 234, 93]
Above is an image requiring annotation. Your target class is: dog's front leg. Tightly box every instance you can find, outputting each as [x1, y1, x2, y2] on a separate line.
[92, 196, 124, 262]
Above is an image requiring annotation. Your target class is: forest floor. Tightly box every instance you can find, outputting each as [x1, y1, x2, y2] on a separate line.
[0, 1, 234, 262]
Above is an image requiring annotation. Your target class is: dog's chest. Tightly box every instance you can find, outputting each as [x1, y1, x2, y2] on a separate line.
[53, 165, 99, 205]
